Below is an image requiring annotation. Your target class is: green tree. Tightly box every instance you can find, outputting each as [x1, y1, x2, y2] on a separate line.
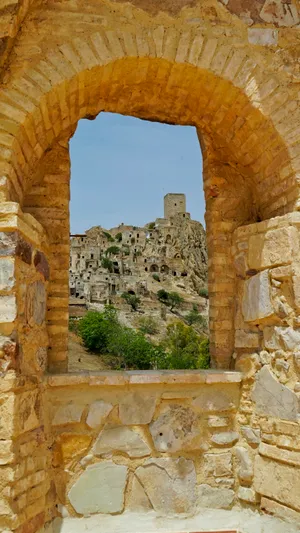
[101, 257, 114, 272]
[106, 245, 120, 256]
[78, 307, 118, 352]
[107, 327, 155, 369]
[160, 321, 210, 370]
[115, 232, 122, 242]
[152, 273, 160, 282]
[186, 304, 207, 327]
[121, 292, 141, 311]
[157, 289, 169, 305]
[168, 291, 183, 311]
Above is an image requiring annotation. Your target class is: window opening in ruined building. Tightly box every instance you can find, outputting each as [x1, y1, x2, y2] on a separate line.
[68, 112, 207, 372]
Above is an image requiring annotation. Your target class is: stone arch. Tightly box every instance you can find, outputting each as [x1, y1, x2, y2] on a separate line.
[0, 25, 299, 372]
[161, 265, 169, 274]
[150, 264, 159, 273]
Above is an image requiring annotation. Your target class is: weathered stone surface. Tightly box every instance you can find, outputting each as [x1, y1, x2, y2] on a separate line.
[25, 281, 46, 326]
[16, 236, 32, 265]
[248, 28, 278, 46]
[34, 251, 50, 281]
[127, 476, 152, 511]
[241, 426, 261, 446]
[0, 231, 18, 257]
[0, 295, 16, 322]
[211, 431, 239, 446]
[238, 487, 259, 504]
[150, 405, 199, 452]
[86, 400, 113, 429]
[261, 496, 300, 523]
[242, 270, 273, 322]
[192, 386, 239, 412]
[248, 227, 298, 270]
[207, 416, 229, 428]
[54, 434, 92, 466]
[254, 455, 300, 511]
[68, 461, 128, 515]
[0, 440, 14, 465]
[119, 393, 156, 424]
[275, 327, 300, 352]
[93, 426, 150, 458]
[252, 366, 299, 421]
[52, 403, 84, 426]
[259, 442, 300, 467]
[260, 0, 299, 27]
[198, 484, 234, 509]
[0, 259, 14, 291]
[235, 446, 253, 482]
[203, 452, 232, 478]
[235, 330, 260, 349]
[135, 457, 197, 515]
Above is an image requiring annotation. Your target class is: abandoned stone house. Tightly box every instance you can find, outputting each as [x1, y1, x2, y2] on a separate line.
[69, 193, 207, 304]
[1, 0, 300, 532]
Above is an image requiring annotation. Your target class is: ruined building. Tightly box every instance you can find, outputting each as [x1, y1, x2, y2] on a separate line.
[69, 193, 207, 304]
[1, 1, 300, 532]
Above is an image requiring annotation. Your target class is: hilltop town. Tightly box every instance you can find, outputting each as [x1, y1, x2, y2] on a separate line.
[69, 194, 208, 314]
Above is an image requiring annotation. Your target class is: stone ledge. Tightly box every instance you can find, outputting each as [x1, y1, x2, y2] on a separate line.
[45, 370, 243, 388]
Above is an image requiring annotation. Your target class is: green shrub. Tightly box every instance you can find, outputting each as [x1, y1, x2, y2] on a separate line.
[148, 222, 155, 230]
[106, 245, 120, 256]
[78, 307, 118, 352]
[199, 287, 209, 299]
[122, 246, 130, 256]
[158, 321, 210, 370]
[152, 273, 160, 282]
[157, 289, 169, 304]
[101, 257, 114, 272]
[103, 231, 114, 242]
[138, 316, 159, 335]
[107, 327, 155, 369]
[157, 289, 183, 311]
[115, 232, 122, 242]
[186, 304, 207, 327]
[121, 292, 141, 311]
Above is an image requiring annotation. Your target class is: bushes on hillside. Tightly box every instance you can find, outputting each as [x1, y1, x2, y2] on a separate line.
[78, 307, 210, 370]
[157, 289, 183, 311]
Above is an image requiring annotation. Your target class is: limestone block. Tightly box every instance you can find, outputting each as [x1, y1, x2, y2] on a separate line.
[252, 366, 299, 421]
[192, 385, 239, 412]
[0, 259, 14, 291]
[86, 400, 113, 429]
[25, 281, 46, 326]
[149, 405, 200, 452]
[235, 330, 260, 349]
[261, 497, 300, 523]
[274, 327, 300, 351]
[241, 426, 261, 446]
[248, 227, 298, 270]
[254, 455, 300, 511]
[259, 442, 300, 467]
[93, 426, 150, 458]
[203, 452, 232, 478]
[135, 457, 197, 515]
[211, 432, 239, 446]
[260, 0, 299, 26]
[238, 487, 259, 504]
[242, 271, 273, 322]
[263, 326, 281, 351]
[119, 392, 156, 424]
[235, 446, 253, 482]
[198, 484, 234, 509]
[207, 416, 229, 428]
[248, 28, 278, 46]
[275, 420, 299, 437]
[54, 434, 92, 466]
[52, 402, 85, 425]
[68, 461, 128, 515]
[127, 476, 152, 511]
[0, 440, 13, 465]
[0, 295, 17, 322]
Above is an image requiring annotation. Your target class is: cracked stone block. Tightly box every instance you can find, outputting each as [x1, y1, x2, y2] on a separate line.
[135, 457, 197, 515]
[248, 227, 298, 270]
[0, 259, 14, 291]
[68, 461, 128, 515]
[93, 426, 151, 458]
[248, 28, 278, 46]
[260, 0, 299, 27]
[241, 426, 261, 446]
[198, 484, 234, 509]
[252, 366, 299, 421]
[127, 476, 152, 511]
[52, 403, 85, 426]
[119, 392, 156, 424]
[149, 404, 200, 452]
[192, 386, 239, 412]
[211, 431, 239, 446]
[242, 270, 273, 322]
[86, 400, 113, 429]
[254, 455, 300, 511]
[235, 446, 253, 483]
[0, 295, 17, 323]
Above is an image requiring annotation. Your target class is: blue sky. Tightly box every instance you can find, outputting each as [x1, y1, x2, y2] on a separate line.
[70, 112, 205, 234]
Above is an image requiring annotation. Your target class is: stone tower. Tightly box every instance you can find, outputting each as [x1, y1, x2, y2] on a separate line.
[164, 193, 186, 219]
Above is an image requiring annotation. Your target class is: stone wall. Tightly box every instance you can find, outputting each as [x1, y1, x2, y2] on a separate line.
[45, 371, 242, 518]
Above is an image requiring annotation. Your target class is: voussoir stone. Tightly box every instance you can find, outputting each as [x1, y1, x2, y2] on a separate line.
[252, 366, 299, 421]
[93, 426, 151, 458]
[135, 457, 197, 515]
[119, 392, 157, 424]
[86, 400, 113, 428]
[68, 461, 128, 515]
[149, 404, 200, 452]
[198, 484, 234, 509]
